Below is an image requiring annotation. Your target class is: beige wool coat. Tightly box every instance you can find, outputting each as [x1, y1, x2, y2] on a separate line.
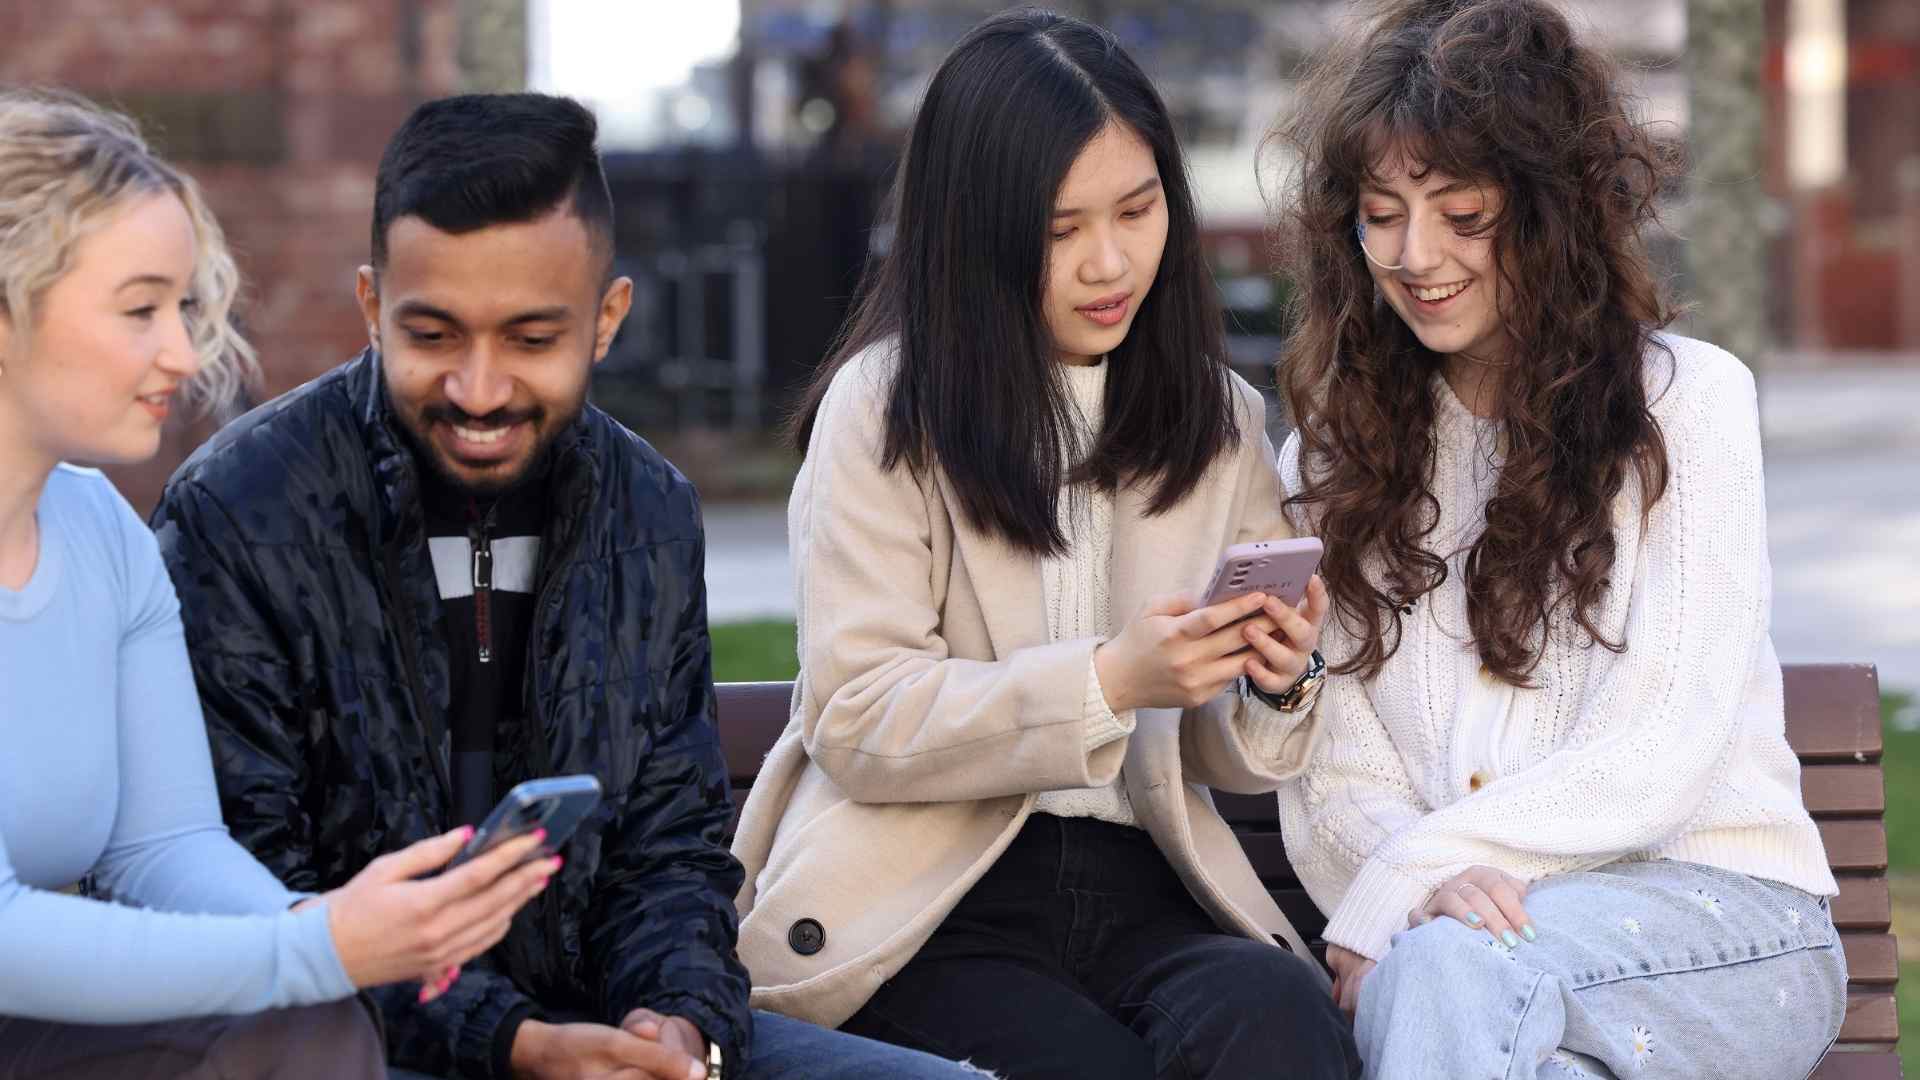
[730, 344, 1330, 1028]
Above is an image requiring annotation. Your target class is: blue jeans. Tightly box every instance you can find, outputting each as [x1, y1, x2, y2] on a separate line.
[1355, 859, 1846, 1079]
[386, 1010, 973, 1080]
[744, 1010, 982, 1078]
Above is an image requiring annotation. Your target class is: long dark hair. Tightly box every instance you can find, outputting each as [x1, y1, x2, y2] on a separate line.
[1272, 0, 1676, 683]
[790, 7, 1239, 555]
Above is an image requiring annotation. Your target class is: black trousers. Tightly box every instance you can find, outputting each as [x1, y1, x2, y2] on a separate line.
[0, 999, 384, 1080]
[842, 814, 1359, 1080]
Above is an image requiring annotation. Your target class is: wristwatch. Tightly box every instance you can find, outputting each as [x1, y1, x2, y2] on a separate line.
[1247, 649, 1326, 714]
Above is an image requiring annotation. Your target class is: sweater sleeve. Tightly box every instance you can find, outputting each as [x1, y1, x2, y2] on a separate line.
[1320, 354, 1774, 960]
[1274, 669, 1432, 960]
[0, 481, 354, 1023]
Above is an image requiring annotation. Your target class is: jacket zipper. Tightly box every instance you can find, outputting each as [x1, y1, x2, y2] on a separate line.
[471, 520, 494, 666]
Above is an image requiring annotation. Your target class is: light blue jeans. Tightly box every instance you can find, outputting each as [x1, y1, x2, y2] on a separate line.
[1355, 860, 1846, 1079]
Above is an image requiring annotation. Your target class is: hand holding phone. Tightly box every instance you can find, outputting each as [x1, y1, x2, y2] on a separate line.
[1093, 538, 1327, 713]
[448, 775, 603, 871]
[1201, 538, 1323, 610]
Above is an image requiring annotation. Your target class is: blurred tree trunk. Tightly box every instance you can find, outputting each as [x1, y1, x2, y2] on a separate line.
[1685, 0, 1770, 367]
[459, 0, 528, 93]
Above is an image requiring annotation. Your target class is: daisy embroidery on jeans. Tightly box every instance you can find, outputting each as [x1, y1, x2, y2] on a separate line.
[1548, 1049, 1588, 1075]
[1620, 916, 1642, 935]
[1629, 1025, 1656, 1069]
[1776, 988, 1790, 1008]
[1688, 889, 1724, 918]
[1788, 909, 1804, 928]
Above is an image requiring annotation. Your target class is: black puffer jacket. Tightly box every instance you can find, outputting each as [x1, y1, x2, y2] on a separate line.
[150, 350, 750, 1078]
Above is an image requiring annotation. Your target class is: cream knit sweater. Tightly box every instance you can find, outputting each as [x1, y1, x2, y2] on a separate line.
[1033, 360, 1139, 825]
[1276, 334, 1836, 962]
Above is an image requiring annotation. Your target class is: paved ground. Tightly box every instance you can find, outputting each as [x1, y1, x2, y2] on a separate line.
[703, 365, 1920, 694]
[1760, 368, 1920, 694]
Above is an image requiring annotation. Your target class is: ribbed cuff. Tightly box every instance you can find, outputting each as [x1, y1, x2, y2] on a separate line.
[1236, 678, 1314, 763]
[1321, 858, 1438, 961]
[1083, 654, 1137, 751]
[491, 1002, 539, 1080]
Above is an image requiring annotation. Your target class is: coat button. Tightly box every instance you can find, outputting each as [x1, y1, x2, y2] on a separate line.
[788, 918, 826, 956]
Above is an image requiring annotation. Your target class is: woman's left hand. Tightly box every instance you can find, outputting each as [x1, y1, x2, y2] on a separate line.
[1413, 865, 1536, 947]
[1243, 574, 1330, 693]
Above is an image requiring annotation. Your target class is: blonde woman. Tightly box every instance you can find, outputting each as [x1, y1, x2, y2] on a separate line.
[0, 91, 556, 1078]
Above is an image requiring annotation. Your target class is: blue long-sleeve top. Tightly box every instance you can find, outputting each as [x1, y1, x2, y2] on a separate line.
[0, 465, 354, 1022]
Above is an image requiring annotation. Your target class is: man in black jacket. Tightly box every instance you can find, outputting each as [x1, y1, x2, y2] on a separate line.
[152, 94, 971, 1080]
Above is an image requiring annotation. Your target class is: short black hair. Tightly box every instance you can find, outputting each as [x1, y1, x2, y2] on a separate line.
[370, 93, 614, 271]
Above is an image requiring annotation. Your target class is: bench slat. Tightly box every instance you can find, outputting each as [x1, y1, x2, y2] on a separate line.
[1839, 988, 1900, 1044]
[1803, 764, 1889, 817]
[1832, 876, 1893, 932]
[1810, 1050, 1904, 1079]
[1841, 932, 1900, 986]
[1819, 820, 1891, 872]
[1785, 664, 1884, 762]
[717, 681, 792, 778]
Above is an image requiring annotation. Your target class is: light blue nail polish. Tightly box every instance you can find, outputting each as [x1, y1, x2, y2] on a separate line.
[1522, 925, 1538, 942]
[1465, 912, 1482, 926]
[1502, 930, 1520, 948]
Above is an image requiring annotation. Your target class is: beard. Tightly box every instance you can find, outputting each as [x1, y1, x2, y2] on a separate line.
[394, 396, 584, 499]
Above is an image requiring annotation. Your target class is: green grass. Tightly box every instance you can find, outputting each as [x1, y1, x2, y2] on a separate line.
[1880, 689, 1918, 1072]
[1883, 691, 1920, 868]
[710, 619, 799, 684]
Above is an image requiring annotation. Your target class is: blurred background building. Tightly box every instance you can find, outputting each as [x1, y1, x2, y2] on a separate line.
[5, 0, 1916, 505]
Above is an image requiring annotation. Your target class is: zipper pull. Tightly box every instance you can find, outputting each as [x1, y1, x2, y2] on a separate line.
[471, 525, 494, 665]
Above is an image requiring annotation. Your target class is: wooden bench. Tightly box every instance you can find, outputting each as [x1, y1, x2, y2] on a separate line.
[716, 663, 1901, 1078]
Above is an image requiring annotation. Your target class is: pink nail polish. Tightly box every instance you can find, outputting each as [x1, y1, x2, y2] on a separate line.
[418, 985, 433, 1004]
[533, 828, 548, 843]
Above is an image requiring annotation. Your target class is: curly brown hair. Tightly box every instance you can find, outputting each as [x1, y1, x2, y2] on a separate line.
[1270, 0, 1679, 684]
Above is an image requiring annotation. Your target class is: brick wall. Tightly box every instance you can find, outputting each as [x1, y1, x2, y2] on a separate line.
[0, 0, 472, 511]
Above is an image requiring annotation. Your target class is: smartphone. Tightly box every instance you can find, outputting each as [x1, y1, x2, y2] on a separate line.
[446, 775, 603, 871]
[1201, 537, 1324, 610]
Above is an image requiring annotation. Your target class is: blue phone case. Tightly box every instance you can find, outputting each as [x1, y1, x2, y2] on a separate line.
[450, 774, 603, 869]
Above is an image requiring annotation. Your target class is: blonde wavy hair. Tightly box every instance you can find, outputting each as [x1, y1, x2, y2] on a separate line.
[0, 89, 256, 415]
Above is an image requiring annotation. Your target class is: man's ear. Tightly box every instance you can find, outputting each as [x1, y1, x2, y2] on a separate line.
[354, 266, 382, 351]
[592, 276, 634, 365]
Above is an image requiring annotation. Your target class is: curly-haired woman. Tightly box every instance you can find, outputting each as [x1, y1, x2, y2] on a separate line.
[1269, 2, 1846, 1076]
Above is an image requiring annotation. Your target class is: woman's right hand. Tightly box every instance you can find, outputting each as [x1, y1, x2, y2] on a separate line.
[1325, 943, 1375, 1020]
[1094, 591, 1279, 712]
[316, 826, 559, 997]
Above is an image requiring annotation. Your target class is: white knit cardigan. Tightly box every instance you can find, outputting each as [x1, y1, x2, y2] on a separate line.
[1276, 333, 1837, 961]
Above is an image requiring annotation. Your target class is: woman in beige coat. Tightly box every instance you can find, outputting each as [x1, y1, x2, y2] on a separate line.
[730, 11, 1356, 1079]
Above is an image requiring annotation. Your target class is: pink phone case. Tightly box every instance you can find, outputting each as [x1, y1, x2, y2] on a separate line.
[1201, 537, 1324, 609]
